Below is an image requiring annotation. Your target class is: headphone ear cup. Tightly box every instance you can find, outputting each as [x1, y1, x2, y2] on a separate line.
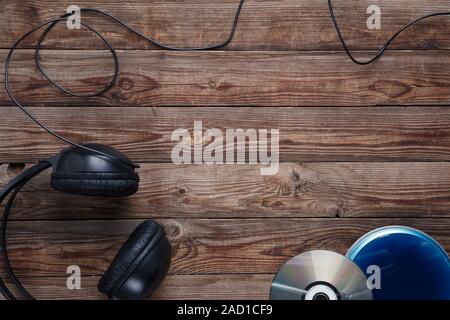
[51, 171, 139, 197]
[50, 144, 139, 197]
[98, 220, 172, 300]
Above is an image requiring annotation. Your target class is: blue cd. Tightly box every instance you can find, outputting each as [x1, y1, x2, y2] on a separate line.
[347, 226, 450, 300]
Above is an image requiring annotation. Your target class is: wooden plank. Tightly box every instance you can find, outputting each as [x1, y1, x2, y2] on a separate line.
[2, 0, 450, 50]
[1, 106, 450, 163]
[2, 162, 450, 219]
[1, 274, 272, 300]
[2, 50, 450, 107]
[0, 218, 447, 278]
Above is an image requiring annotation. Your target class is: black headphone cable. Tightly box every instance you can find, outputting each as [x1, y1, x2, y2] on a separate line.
[6, 0, 450, 165]
[328, 0, 450, 65]
[0, 182, 32, 300]
[0, 182, 28, 300]
[0, 162, 52, 300]
[4, 2, 245, 169]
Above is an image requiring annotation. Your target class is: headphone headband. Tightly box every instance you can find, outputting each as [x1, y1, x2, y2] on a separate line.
[0, 161, 52, 299]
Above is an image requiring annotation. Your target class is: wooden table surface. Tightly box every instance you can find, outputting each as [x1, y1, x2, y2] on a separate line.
[1, 0, 450, 299]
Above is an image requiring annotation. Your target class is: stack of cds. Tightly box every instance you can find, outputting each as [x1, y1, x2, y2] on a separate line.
[270, 226, 450, 300]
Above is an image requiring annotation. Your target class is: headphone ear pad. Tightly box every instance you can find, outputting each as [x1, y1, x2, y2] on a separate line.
[51, 172, 139, 197]
[50, 144, 139, 197]
[98, 220, 171, 300]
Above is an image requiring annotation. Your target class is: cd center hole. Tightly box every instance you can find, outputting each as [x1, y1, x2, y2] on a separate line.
[313, 293, 329, 301]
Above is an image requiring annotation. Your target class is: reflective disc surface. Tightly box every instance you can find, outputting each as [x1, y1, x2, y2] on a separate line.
[270, 250, 373, 300]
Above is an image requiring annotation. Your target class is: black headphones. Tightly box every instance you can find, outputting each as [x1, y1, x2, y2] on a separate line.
[0, 144, 172, 300]
[0, 2, 246, 300]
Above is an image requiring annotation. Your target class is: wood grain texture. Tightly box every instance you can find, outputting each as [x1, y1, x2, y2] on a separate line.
[2, 106, 450, 163]
[2, 0, 450, 50]
[2, 0, 450, 301]
[2, 162, 450, 219]
[2, 50, 450, 107]
[1, 274, 272, 300]
[0, 218, 448, 278]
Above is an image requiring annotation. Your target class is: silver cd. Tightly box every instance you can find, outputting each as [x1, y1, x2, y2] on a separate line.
[270, 250, 373, 300]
